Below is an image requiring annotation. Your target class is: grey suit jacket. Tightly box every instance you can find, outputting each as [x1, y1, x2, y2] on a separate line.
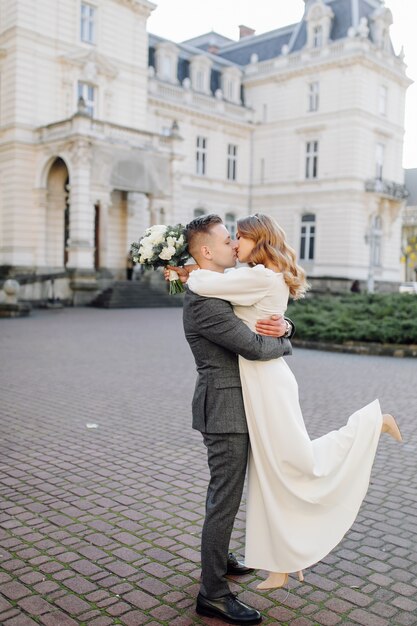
[183, 289, 292, 434]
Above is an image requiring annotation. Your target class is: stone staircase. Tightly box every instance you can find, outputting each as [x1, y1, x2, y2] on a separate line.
[91, 279, 184, 308]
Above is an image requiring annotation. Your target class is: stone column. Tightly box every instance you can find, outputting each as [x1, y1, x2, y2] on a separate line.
[66, 138, 95, 270]
[93, 191, 112, 270]
[46, 189, 67, 268]
[127, 192, 150, 245]
[33, 188, 48, 267]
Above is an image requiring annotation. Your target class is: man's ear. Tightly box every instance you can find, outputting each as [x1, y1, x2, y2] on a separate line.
[200, 245, 212, 260]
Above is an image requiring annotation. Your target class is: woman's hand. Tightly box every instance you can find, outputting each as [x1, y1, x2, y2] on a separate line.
[163, 264, 199, 284]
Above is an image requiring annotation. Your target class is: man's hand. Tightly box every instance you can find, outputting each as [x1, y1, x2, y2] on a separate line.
[255, 315, 287, 337]
[163, 264, 199, 284]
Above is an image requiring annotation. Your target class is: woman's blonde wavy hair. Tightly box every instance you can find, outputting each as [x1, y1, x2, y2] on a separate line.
[237, 213, 309, 299]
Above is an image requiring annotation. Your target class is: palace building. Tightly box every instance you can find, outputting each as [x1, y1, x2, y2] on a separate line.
[0, 0, 411, 303]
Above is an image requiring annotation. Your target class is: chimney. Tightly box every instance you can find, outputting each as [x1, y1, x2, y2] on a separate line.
[239, 25, 255, 39]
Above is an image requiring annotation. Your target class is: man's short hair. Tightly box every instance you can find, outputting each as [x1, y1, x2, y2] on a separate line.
[185, 214, 223, 257]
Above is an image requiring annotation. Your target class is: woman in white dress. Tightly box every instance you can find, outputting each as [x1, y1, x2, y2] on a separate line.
[185, 213, 402, 590]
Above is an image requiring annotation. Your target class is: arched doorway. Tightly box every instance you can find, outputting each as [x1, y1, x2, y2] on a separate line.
[46, 158, 70, 268]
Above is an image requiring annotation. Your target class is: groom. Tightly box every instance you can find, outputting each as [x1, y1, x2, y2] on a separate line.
[180, 214, 294, 625]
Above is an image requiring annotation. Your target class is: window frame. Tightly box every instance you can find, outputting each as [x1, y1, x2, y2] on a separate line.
[227, 144, 238, 181]
[313, 25, 323, 48]
[77, 81, 96, 117]
[80, 2, 96, 45]
[305, 140, 319, 179]
[196, 136, 207, 176]
[308, 81, 320, 112]
[225, 212, 237, 239]
[300, 214, 316, 261]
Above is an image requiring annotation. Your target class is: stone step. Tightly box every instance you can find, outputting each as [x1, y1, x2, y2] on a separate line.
[91, 279, 184, 308]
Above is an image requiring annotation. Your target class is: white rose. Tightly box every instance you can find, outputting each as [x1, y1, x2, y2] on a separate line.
[159, 246, 176, 261]
[140, 243, 154, 260]
[166, 236, 176, 247]
[177, 234, 184, 245]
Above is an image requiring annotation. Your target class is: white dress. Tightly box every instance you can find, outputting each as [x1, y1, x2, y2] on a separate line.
[187, 265, 382, 573]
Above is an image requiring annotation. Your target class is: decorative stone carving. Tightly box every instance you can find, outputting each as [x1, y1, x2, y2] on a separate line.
[305, 0, 334, 48]
[370, 7, 393, 51]
[69, 139, 93, 168]
[113, 0, 154, 17]
[60, 49, 118, 79]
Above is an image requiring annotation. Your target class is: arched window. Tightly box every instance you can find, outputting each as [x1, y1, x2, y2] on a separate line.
[225, 212, 237, 239]
[300, 214, 316, 261]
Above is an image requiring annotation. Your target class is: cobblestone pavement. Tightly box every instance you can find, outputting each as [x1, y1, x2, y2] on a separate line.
[1, 308, 417, 626]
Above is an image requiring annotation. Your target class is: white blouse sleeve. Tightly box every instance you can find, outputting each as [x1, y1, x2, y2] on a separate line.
[187, 265, 274, 306]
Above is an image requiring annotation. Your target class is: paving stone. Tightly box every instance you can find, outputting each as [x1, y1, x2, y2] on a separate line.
[1, 582, 32, 601]
[1, 308, 416, 626]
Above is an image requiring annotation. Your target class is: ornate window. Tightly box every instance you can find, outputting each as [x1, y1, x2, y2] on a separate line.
[196, 136, 207, 175]
[221, 66, 242, 104]
[227, 144, 237, 181]
[77, 81, 95, 116]
[313, 25, 323, 48]
[305, 1, 334, 49]
[300, 214, 316, 261]
[305, 141, 319, 179]
[190, 55, 212, 94]
[308, 81, 319, 112]
[80, 3, 96, 44]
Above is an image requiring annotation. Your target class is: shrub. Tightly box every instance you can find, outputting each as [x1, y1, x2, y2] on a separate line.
[287, 293, 417, 345]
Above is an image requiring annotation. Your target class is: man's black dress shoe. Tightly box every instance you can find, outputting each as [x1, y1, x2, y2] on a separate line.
[226, 552, 254, 576]
[196, 592, 262, 625]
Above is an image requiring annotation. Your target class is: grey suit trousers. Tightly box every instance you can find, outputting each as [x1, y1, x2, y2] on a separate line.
[200, 431, 249, 598]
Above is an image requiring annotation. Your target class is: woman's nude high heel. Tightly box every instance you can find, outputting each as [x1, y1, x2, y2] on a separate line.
[382, 414, 403, 442]
[256, 570, 304, 590]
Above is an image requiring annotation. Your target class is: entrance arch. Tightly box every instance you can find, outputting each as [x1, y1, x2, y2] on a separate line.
[45, 158, 70, 268]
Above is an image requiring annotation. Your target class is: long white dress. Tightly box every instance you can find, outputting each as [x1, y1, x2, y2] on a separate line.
[187, 265, 383, 573]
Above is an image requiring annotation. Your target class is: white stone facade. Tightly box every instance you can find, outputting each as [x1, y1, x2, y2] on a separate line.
[0, 0, 411, 302]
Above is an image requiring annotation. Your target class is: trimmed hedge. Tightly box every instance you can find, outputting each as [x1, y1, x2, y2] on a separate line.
[287, 293, 417, 345]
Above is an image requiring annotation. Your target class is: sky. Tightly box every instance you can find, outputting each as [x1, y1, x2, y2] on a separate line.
[147, 0, 417, 169]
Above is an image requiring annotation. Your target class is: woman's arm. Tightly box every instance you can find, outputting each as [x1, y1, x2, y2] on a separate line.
[187, 266, 273, 306]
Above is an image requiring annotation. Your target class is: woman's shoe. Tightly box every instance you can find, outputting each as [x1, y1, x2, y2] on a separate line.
[382, 414, 403, 442]
[257, 572, 288, 590]
[256, 570, 304, 590]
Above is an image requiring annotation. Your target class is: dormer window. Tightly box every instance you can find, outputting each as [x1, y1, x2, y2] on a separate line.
[155, 42, 179, 84]
[190, 55, 212, 95]
[313, 25, 323, 48]
[305, 0, 334, 49]
[221, 66, 242, 105]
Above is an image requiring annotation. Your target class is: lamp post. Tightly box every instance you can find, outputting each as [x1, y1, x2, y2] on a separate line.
[365, 215, 383, 294]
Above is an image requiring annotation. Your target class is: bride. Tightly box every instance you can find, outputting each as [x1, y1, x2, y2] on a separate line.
[182, 212, 402, 590]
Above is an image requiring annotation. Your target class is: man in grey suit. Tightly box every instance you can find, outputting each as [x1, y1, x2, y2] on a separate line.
[180, 215, 293, 625]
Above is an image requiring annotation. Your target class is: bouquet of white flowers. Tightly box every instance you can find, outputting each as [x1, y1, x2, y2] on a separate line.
[131, 224, 189, 294]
